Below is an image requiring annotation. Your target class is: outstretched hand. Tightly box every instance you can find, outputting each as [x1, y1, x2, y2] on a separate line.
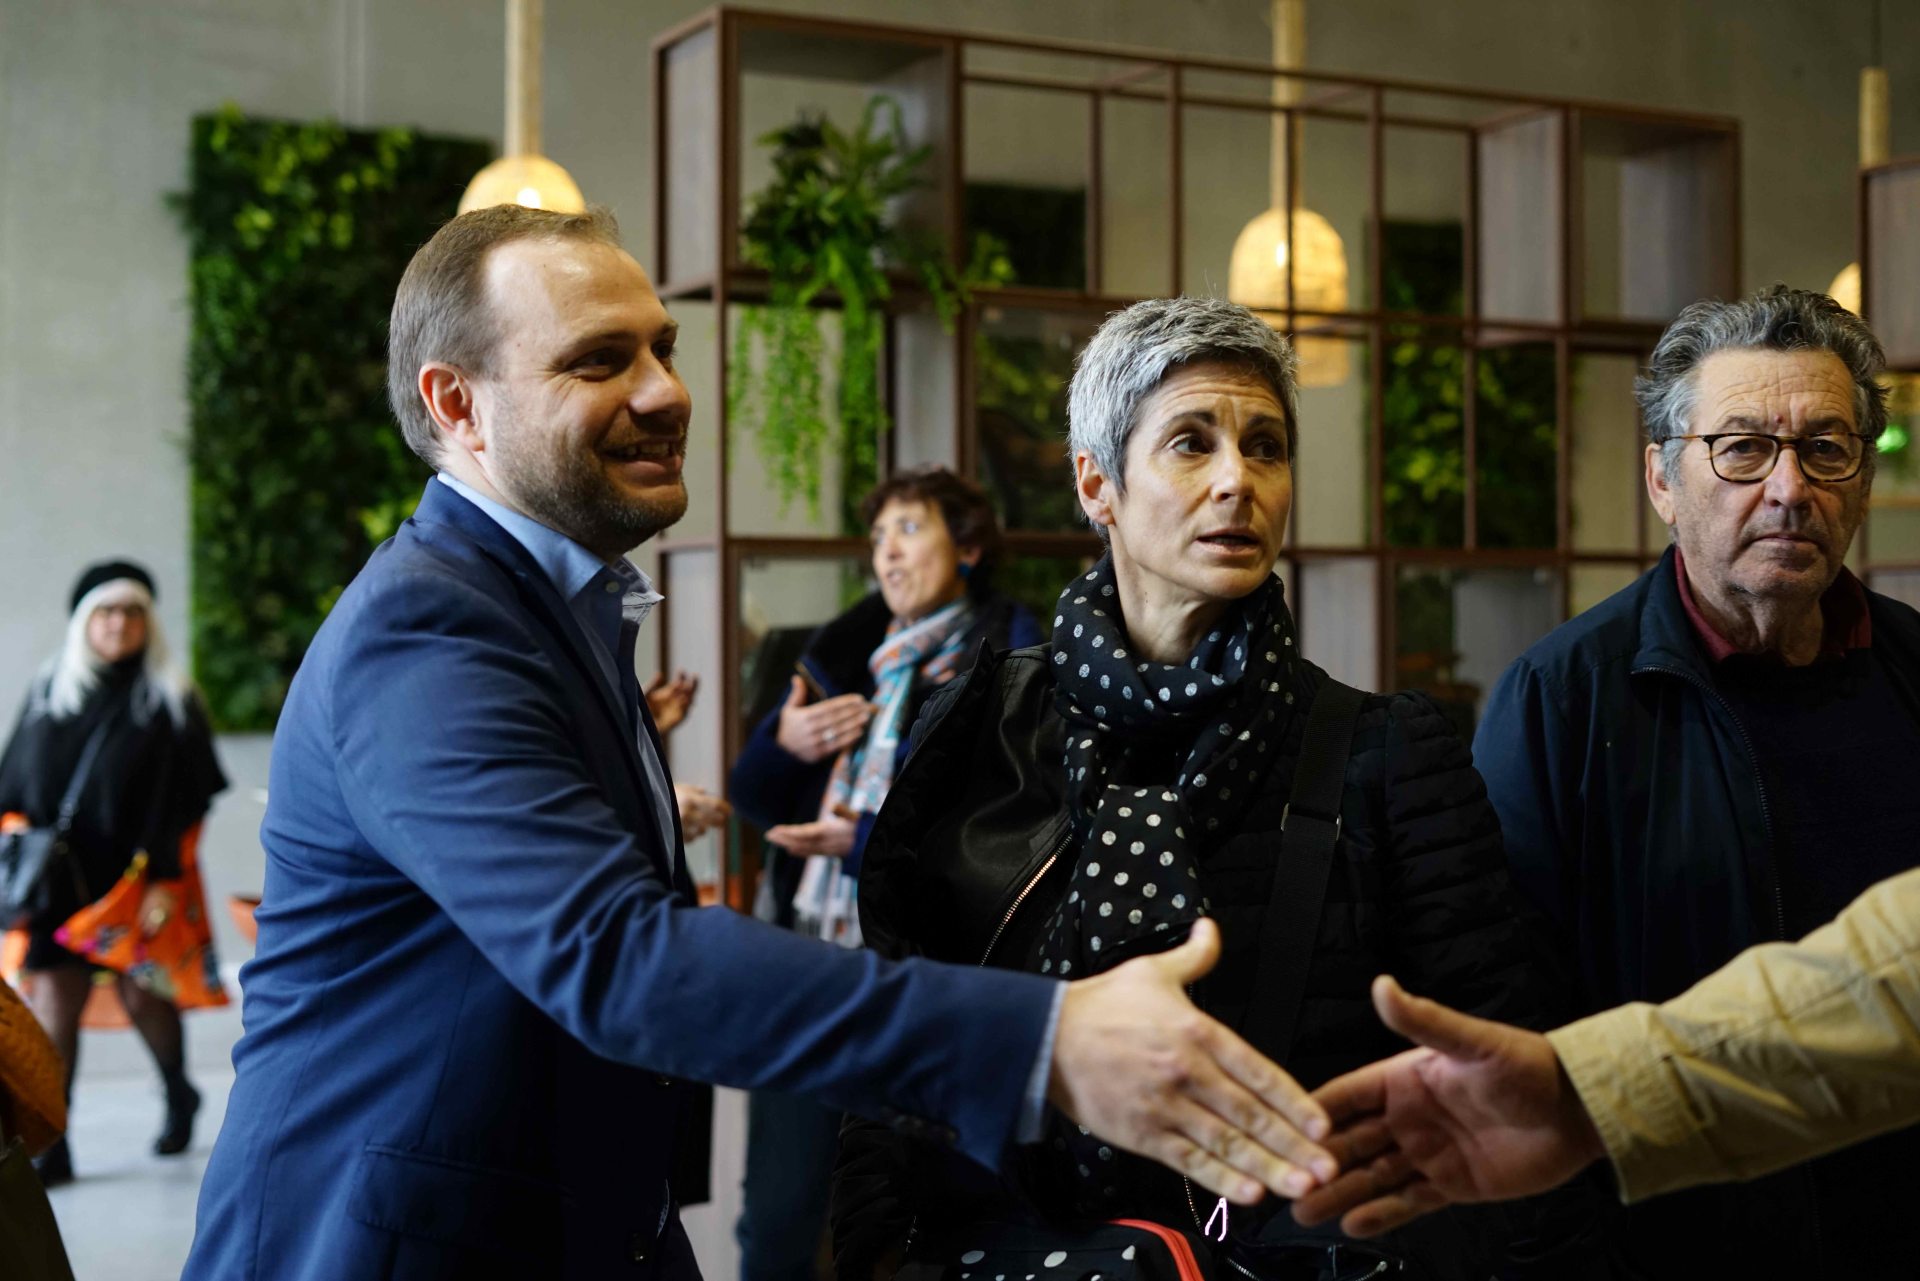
[1290, 976, 1606, 1237]
[1051, 919, 1337, 1205]
[673, 783, 732, 841]
[644, 670, 699, 734]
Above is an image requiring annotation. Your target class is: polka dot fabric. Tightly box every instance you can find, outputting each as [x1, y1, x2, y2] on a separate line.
[1040, 555, 1296, 982]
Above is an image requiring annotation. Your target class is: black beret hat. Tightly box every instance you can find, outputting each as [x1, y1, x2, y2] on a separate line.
[70, 560, 156, 614]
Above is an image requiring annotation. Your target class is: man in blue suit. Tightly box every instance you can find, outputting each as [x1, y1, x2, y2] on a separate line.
[184, 205, 1337, 1279]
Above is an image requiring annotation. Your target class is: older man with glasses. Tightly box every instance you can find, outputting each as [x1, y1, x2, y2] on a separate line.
[1469, 284, 1920, 1278]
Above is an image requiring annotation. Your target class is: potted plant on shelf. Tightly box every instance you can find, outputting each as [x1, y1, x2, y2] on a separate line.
[729, 95, 1007, 533]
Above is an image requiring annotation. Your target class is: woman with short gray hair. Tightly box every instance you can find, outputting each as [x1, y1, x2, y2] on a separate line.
[835, 298, 1590, 1279]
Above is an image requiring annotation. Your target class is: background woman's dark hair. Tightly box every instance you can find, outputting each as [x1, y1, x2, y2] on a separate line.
[860, 465, 1004, 593]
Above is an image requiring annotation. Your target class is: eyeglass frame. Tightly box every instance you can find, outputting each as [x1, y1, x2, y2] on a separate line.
[1665, 431, 1873, 484]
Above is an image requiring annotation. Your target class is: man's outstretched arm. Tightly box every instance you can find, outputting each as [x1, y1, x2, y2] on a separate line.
[1296, 862, 1920, 1236]
[332, 572, 1336, 1205]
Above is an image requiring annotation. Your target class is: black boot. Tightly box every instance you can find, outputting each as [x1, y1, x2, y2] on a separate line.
[154, 1073, 200, 1157]
[33, 1136, 73, 1187]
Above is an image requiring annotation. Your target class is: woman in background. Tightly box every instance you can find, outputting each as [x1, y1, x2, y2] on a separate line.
[0, 561, 226, 1185]
[726, 466, 1038, 1281]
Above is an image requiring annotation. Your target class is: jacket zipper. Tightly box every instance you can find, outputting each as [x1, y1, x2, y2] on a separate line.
[1638, 662, 1827, 1254]
[1635, 664, 1785, 941]
[979, 825, 1070, 966]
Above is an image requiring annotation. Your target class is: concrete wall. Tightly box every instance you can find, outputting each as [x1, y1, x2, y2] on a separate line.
[5, 0, 1919, 1271]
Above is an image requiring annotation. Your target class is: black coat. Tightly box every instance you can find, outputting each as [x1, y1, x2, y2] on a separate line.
[0, 664, 225, 926]
[1474, 547, 1920, 1278]
[835, 642, 1608, 1280]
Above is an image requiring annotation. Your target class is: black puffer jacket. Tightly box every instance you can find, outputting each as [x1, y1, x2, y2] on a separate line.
[835, 643, 1610, 1280]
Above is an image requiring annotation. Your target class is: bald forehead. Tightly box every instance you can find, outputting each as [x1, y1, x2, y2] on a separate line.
[481, 237, 662, 347]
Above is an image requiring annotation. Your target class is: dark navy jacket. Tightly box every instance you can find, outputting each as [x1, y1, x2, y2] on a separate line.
[1474, 545, 1920, 1276]
[185, 482, 1054, 1281]
[1475, 546, 1920, 1009]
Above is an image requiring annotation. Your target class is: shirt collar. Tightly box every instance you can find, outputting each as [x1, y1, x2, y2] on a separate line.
[1673, 545, 1872, 663]
[435, 473, 662, 625]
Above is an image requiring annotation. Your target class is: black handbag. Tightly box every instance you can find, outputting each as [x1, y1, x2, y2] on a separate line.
[918, 1217, 1214, 1281]
[1, 709, 118, 928]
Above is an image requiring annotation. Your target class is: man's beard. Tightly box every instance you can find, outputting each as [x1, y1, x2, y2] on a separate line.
[489, 403, 688, 559]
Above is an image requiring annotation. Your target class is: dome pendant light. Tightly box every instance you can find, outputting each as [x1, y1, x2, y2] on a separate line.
[460, 0, 586, 214]
[1228, 0, 1350, 387]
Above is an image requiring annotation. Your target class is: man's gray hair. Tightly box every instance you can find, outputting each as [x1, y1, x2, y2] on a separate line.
[1635, 284, 1889, 480]
[387, 204, 624, 465]
[1068, 296, 1300, 494]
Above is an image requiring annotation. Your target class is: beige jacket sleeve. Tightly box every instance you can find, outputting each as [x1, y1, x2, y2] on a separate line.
[1546, 864, 1920, 1204]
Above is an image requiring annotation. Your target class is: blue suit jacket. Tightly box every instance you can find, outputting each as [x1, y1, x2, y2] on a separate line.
[186, 481, 1055, 1280]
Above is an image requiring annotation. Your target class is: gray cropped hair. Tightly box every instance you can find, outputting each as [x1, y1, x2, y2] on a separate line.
[1635, 284, 1889, 480]
[1068, 296, 1300, 494]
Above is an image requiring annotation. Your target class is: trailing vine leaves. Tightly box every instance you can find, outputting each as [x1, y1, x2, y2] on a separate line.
[177, 105, 490, 729]
[730, 97, 1007, 533]
[1379, 221, 1556, 551]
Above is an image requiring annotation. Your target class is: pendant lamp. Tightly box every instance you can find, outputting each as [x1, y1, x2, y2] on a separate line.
[1827, 3, 1889, 314]
[1227, 0, 1351, 387]
[460, 0, 586, 214]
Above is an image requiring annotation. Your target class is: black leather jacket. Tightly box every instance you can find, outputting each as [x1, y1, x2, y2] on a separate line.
[835, 642, 1610, 1280]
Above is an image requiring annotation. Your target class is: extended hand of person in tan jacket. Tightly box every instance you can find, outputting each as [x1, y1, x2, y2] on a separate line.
[1289, 976, 1604, 1236]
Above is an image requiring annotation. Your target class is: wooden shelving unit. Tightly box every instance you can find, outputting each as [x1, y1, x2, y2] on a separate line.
[649, 6, 1741, 906]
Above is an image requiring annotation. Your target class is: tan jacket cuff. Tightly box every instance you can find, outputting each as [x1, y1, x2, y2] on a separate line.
[1547, 1006, 1731, 1204]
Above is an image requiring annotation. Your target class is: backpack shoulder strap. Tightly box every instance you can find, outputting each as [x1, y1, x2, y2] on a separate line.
[1242, 677, 1368, 1062]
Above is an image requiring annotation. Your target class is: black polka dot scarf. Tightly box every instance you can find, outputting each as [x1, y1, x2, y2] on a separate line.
[1038, 554, 1296, 982]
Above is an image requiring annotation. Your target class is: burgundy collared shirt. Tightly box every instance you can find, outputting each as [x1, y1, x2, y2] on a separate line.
[1673, 546, 1873, 662]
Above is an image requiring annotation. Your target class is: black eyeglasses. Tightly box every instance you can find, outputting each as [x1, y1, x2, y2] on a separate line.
[1670, 432, 1871, 484]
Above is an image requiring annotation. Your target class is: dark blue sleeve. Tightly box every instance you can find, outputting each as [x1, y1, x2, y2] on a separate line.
[843, 810, 880, 880]
[1472, 655, 1580, 942]
[328, 572, 1058, 1172]
[1007, 605, 1042, 650]
[727, 706, 830, 833]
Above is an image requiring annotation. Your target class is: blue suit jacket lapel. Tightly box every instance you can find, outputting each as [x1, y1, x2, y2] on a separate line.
[410, 484, 657, 839]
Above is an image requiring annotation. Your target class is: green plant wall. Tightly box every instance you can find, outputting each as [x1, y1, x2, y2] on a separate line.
[178, 107, 490, 730]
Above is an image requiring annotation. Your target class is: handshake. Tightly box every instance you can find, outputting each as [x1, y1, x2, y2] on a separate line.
[1052, 921, 1591, 1232]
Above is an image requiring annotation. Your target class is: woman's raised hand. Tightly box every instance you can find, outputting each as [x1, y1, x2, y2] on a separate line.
[774, 676, 876, 764]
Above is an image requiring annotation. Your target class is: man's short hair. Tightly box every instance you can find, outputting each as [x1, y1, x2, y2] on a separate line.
[859, 465, 1005, 592]
[1067, 296, 1300, 505]
[387, 204, 624, 465]
[1635, 284, 1890, 481]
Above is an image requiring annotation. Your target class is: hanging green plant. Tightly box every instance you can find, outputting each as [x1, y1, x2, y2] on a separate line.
[729, 96, 1008, 533]
[176, 106, 490, 729]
